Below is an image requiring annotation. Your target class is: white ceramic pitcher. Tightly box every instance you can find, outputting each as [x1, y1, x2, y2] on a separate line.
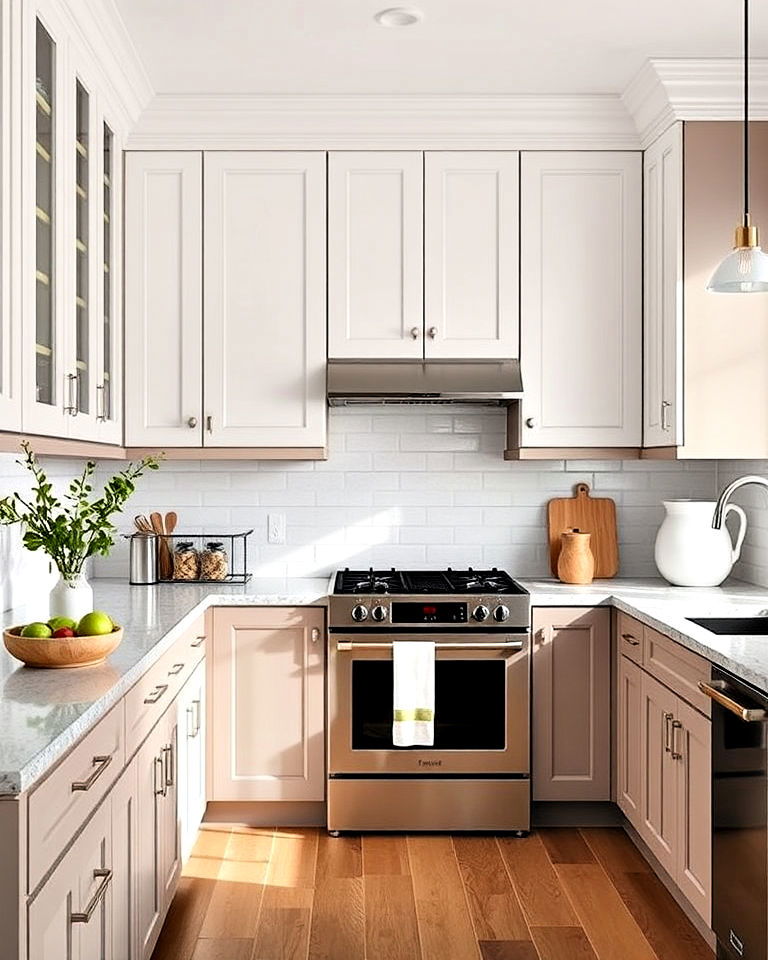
[654, 500, 747, 587]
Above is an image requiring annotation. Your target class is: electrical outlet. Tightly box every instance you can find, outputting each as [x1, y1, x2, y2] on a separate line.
[268, 513, 286, 545]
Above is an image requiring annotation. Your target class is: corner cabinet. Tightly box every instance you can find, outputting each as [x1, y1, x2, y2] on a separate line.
[210, 606, 326, 801]
[518, 152, 642, 450]
[124, 151, 327, 452]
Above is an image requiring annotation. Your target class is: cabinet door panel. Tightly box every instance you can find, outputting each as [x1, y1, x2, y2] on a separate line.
[532, 607, 611, 801]
[211, 606, 325, 801]
[124, 152, 203, 446]
[135, 720, 165, 960]
[111, 759, 137, 960]
[520, 152, 642, 447]
[179, 660, 206, 864]
[424, 152, 519, 359]
[617, 654, 643, 825]
[639, 671, 678, 876]
[676, 698, 711, 925]
[203, 152, 326, 447]
[328, 151, 423, 359]
[643, 123, 683, 447]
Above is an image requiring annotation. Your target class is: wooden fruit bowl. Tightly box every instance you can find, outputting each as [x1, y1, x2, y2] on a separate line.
[3, 625, 123, 669]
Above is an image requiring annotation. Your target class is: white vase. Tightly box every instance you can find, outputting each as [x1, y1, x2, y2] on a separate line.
[49, 572, 93, 622]
[654, 500, 747, 587]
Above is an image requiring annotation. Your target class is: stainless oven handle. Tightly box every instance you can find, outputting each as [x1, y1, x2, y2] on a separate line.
[699, 680, 768, 722]
[336, 640, 524, 652]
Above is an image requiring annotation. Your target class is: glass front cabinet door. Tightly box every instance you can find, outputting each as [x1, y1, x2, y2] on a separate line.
[24, 5, 123, 443]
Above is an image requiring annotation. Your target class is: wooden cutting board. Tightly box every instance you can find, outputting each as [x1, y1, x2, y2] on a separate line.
[547, 483, 619, 578]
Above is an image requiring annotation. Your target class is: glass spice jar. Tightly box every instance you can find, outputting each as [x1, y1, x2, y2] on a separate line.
[200, 541, 229, 581]
[173, 541, 199, 581]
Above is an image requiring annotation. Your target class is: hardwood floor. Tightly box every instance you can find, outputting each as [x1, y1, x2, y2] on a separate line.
[151, 827, 713, 960]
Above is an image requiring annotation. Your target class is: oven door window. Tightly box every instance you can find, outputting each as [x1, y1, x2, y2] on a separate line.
[351, 659, 506, 750]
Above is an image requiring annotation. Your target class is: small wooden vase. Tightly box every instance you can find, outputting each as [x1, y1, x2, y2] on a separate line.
[557, 529, 595, 584]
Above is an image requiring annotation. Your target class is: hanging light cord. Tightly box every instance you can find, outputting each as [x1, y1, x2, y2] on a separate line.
[744, 0, 750, 227]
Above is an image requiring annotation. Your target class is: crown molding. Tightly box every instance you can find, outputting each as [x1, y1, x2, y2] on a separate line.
[624, 58, 768, 148]
[59, 0, 153, 132]
[126, 93, 641, 150]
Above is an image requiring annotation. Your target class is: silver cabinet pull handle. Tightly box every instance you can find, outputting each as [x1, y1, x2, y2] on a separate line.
[167, 662, 185, 676]
[311, 627, 320, 644]
[191, 636, 206, 648]
[70, 868, 113, 924]
[154, 755, 167, 797]
[671, 719, 683, 760]
[699, 680, 768, 722]
[144, 683, 168, 705]
[188, 699, 202, 738]
[187, 416, 198, 428]
[206, 415, 213, 433]
[428, 326, 438, 339]
[661, 399, 672, 432]
[64, 373, 78, 416]
[71, 754, 113, 792]
[621, 632, 640, 646]
[187, 704, 195, 739]
[663, 712, 673, 752]
[525, 417, 535, 429]
[410, 326, 421, 340]
[193, 699, 201, 737]
[163, 741, 175, 787]
[96, 383, 106, 422]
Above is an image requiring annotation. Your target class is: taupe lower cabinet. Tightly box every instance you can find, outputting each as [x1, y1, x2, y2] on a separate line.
[532, 607, 611, 801]
[210, 606, 326, 801]
[616, 614, 712, 925]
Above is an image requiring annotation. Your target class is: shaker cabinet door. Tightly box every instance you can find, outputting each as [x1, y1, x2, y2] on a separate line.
[328, 151, 424, 359]
[617, 653, 643, 826]
[675, 697, 712, 925]
[203, 151, 326, 448]
[520, 152, 642, 448]
[639, 671, 678, 877]
[124, 151, 203, 447]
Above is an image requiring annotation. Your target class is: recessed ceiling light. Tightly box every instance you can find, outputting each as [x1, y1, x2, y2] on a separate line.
[374, 7, 424, 27]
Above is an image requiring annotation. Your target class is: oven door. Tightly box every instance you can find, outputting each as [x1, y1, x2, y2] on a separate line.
[328, 632, 529, 775]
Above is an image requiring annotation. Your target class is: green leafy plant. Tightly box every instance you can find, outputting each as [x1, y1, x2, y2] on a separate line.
[0, 442, 160, 580]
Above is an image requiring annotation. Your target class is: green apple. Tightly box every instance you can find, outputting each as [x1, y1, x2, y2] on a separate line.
[48, 616, 77, 632]
[20, 622, 53, 639]
[76, 611, 114, 637]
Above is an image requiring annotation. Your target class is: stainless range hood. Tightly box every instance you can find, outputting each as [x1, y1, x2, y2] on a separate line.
[327, 360, 523, 405]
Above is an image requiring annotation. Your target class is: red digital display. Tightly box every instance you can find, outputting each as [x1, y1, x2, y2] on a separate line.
[423, 605, 437, 615]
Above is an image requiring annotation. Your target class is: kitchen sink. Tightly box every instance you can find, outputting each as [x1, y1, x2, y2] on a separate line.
[687, 616, 768, 635]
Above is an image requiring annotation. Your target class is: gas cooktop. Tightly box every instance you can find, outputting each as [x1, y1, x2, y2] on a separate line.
[333, 567, 525, 596]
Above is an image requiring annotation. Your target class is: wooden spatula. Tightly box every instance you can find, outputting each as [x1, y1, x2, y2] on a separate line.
[150, 512, 172, 579]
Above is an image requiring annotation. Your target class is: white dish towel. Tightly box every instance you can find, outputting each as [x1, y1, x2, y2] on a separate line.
[392, 641, 436, 747]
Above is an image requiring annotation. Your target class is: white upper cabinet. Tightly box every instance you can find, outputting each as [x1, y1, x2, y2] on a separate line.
[203, 151, 327, 448]
[124, 152, 203, 447]
[520, 151, 642, 448]
[328, 151, 423, 359]
[643, 123, 683, 448]
[424, 152, 519, 359]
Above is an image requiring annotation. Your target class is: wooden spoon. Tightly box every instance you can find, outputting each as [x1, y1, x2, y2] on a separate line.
[150, 512, 171, 579]
[164, 511, 178, 535]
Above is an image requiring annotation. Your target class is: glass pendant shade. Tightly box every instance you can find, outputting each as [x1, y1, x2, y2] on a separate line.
[708, 242, 768, 293]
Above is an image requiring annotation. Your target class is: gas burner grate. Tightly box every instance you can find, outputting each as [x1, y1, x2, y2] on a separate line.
[334, 569, 406, 595]
[334, 567, 523, 595]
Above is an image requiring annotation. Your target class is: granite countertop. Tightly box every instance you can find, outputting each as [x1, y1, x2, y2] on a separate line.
[3, 574, 768, 798]
[0, 577, 330, 796]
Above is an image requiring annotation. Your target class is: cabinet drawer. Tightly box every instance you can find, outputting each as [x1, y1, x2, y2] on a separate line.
[617, 612, 644, 664]
[28, 702, 124, 893]
[125, 617, 206, 758]
[644, 626, 711, 716]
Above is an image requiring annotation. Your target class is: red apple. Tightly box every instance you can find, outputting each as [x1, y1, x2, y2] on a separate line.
[52, 627, 75, 639]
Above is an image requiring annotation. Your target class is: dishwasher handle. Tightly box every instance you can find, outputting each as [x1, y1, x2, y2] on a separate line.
[699, 680, 768, 722]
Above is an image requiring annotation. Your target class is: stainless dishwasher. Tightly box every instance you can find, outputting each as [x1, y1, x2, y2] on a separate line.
[703, 667, 768, 960]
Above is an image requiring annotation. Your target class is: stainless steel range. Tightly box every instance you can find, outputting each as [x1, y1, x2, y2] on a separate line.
[327, 568, 531, 834]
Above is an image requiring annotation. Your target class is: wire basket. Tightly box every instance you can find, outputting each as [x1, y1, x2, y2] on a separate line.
[127, 530, 253, 584]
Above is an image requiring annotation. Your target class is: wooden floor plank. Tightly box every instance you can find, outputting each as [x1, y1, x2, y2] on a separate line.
[365, 874, 423, 960]
[362, 833, 411, 875]
[497, 834, 578, 927]
[152, 827, 232, 960]
[251, 828, 319, 960]
[307, 833, 365, 960]
[478, 942, 539, 960]
[408, 835, 482, 960]
[555, 863, 656, 960]
[192, 939, 254, 960]
[453, 836, 531, 942]
[539, 829, 596, 865]
[199, 828, 275, 940]
[579, 828, 652, 877]
[530, 926, 598, 960]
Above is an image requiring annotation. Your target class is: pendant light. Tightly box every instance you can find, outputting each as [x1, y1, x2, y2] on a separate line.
[708, 0, 768, 292]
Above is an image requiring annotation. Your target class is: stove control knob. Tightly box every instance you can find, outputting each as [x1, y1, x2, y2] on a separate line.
[473, 604, 490, 622]
[351, 604, 369, 622]
[493, 604, 510, 623]
[371, 605, 389, 622]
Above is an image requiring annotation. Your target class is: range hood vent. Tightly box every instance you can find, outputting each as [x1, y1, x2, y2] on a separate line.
[327, 360, 523, 406]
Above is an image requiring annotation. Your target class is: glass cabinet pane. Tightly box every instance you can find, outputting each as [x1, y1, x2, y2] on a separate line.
[35, 21, 55, 405]
[75, 80, 89, 414]
[101, 122, 113, 422]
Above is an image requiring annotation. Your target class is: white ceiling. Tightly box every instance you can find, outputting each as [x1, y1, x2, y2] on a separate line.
[114, 0, 768, 97]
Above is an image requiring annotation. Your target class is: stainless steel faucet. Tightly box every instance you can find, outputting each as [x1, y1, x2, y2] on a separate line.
[712, 475, 768, 528]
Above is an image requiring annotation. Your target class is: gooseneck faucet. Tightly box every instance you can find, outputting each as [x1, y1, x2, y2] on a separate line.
[713, 475, 768, 528]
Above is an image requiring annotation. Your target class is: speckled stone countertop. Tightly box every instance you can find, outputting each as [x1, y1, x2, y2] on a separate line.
[3, 574, 768, 797]
[0, 578, 329, 796]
